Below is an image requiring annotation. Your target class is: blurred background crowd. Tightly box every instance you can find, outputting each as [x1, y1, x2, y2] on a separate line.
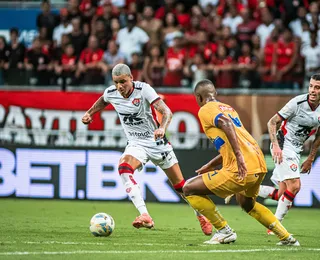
[0, 0, 319, 90]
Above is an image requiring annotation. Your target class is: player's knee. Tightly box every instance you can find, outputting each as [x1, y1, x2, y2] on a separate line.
[118, 162, 134, 175]
[286, 178, 301, 195]
[236, 194, 254, 212]
[182, 180, 193, 196]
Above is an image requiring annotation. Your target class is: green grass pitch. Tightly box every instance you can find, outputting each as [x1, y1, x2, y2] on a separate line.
[0, 199, 319, 260]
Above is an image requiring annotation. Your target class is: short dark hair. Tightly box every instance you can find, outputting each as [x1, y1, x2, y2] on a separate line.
[10, 28, 19, 35]
[311, 74, 320, 81]
[194, 79, 214, 92]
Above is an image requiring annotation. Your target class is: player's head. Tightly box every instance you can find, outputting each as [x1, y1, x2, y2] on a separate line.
[112, 64, 134, 98]
[194, 79, 217, 107]
[309, 74, 320, 104]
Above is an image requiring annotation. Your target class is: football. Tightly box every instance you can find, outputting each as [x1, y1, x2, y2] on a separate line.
[89, 213, 115, 237]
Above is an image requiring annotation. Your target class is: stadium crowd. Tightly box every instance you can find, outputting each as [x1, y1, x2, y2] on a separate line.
[0, 0, 320, 89]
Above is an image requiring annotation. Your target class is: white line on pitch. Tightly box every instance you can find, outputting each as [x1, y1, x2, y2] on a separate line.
[0, 241, 178, 246]
[1, 248, 320, 255]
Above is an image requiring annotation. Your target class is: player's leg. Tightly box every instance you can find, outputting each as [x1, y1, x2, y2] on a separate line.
[119, 146, 154, 229]
[240, 173, 299, 246]
[274, 178, 301, 222]
[163, 163, 212, 236]
[183, 173, 237, 244]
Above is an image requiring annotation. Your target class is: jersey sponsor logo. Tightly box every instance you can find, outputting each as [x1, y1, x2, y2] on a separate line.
[219, 105, 234, 112]
[132, 98, 141, 107]
[120, 113, 143, 126]
[295, 125, 314, 138]
[290, 163, 298, 172]
[128, 131, 152, 138]
[286, 157, 295, 161]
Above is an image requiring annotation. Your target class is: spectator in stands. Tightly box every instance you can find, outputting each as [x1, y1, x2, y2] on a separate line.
[226, 35, 240, 59]
[110, 18, 120, 41]
[53, 8, 73, 46]
[259, 27, 278, 88]
[76, 35, 104, 85]
[162, 12, 181, 48]
[188, 31, 217, 63]
[306, 2, 320, 30]
[96, 0, 116, 32]
[67, 0, 81, 21]
[274, 27, 298, 89]
[237, 8, 259, 42]
[142, 45, 165, 86]
[236, 41, 259, 88]
[0, 36, 7, 85]
[38, 27, 52, 56]
[24, 37, 51, 86]
[222, 5, 243, 34]
[129, 52, 143, 81]
[55, 43, 77, 88]
[208, 44, 234, 88]
[69, 17, 87, 58]
[301, 32, 320, 89]
[209, 15, 224, 43]
[175, 3, 191, 30]
[256, 9, 275, 48]
[100, 40, 125, 85]
[116, 14, 149, 63]
[79, 0, 98, 33]
[185, 16, 202, 47]
[53, 34, 71, 62]
[155, 0, 176, 20]
[219, 26, 232, 46]
[163, 32, 187, 87]
[289, 6, 307, 38]
[36, 0, 59, 41]
[138, 6, 162, 46]
[251, 34, 261, 60]
[184, 52, 207, 89]
[92, 18, 111, 50]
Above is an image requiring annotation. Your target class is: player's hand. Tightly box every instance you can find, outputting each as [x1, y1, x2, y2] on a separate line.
[195, 163, 214, 175]
[301, 159, 312, 174]
[82, 112, 93, 124]
[236, 153, 247, 181]
[272, 144, 283, 164]
[154, 127, 165, 140]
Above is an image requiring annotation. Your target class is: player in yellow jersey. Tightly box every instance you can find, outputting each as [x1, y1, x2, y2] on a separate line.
[182, 79, 300, 246]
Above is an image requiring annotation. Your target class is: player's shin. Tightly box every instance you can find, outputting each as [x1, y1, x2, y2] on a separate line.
[185, 195, 227, 230]
[248, 202, 290, 240]
[259, 185, 279, 200]
[118, 163, 148, 215]
[275, 190, 295, 221]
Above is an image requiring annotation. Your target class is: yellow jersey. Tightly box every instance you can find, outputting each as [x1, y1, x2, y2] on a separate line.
[198, 101, 267, 175]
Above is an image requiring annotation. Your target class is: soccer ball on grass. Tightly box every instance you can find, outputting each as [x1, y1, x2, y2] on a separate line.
[89, 213, 115, 237]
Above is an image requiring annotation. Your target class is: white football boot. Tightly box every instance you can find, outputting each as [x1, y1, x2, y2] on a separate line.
[204, 229, 237, 244]
[276, 235, 300, 246]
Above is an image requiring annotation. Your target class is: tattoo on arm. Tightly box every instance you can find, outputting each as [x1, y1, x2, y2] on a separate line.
[267, 114, 283, 146]
[152, 99, 172, 131]
[87, 96, 109, 116]
[309, 129, 320, 161]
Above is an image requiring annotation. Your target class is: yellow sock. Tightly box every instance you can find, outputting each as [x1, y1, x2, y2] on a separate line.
[248, 202, 290, 240]
[186, 195, 227, 230]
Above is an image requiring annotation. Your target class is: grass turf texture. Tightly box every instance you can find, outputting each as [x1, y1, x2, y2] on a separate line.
[0, 199, 319, 260]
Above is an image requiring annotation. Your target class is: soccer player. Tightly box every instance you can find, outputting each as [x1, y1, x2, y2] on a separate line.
[182, 79, 299, 246]
[82, 63, 212, 235]
[258, 74, 320, 232]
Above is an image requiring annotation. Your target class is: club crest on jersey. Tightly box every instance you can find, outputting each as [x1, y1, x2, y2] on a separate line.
[132, 98, 141, 107]
[290, 163, 298, 172]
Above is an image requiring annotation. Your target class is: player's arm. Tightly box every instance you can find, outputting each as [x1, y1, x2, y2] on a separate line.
[301, 128, 320, 174]
[267, 113, 284, 164]
[82, 95, 110, 124]
[152, 99, 172, 140]
[195, 154, 222, 175]
[217, 115, 247, 180]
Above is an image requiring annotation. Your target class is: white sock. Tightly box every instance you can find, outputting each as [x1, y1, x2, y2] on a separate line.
[120, 173, 149, 215]
[219, 224, 233, 234]
[275, 190, 295, 221]
[258, 185, 277, 199]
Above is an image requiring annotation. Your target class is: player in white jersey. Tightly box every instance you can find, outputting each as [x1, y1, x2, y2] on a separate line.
[258, 74, 320, 233]
[82, 64, 212, 235]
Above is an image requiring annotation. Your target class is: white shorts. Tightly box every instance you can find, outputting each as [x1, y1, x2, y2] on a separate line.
[123, 142, 178, 170]
[271, 146, 300, 185]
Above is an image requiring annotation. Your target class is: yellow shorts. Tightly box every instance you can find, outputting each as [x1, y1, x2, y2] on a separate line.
[202, 169, 266, 199]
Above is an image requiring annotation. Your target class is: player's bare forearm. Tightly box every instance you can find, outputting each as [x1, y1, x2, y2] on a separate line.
[267, 114, 283, 147]
[87, 96, 109, 116]
[308, 129, 320, 162]
[153, 99, 172, 131]
[207, 154, 223, 167]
